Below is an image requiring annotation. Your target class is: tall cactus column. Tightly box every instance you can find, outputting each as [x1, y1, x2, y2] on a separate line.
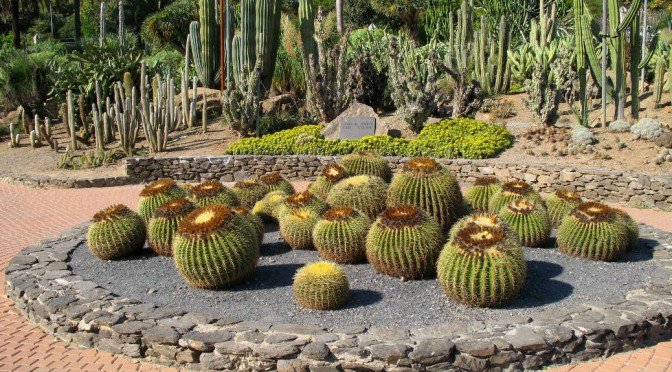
[241, 0, 256, 72]
[299, 0, 317, 69]
[189, 0, 219, 88]
[574, 0, 588, 125]
[256, 0, 282, 90]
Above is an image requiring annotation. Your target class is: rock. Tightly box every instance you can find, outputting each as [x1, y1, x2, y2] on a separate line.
[175, 349, 199, 364]
[266, 333, 298, 344]
[453, 354, 488, 371]
[9, 255, 38, 265]
[368, 344, 411, 364]
[301, 342, 330, 361]
[200, 352, 233, 370]
[272, 324, 326, 336]
[182, 330, 234, 351]
[321, 102, 397, 140]
[454, 339, 496, 357]
[238, 330, 265, 344]
[215, 341, 252, 355]
[111, 321, 152, 335]
[143, 326, 180, 345]
[488, 351, 524, 366]
[408, 338, 454, 364]
[277, 359, 309, 372]
[261, 93, 299, 116]
[504, 327, 548, 352]
[254, 344, 300, 359]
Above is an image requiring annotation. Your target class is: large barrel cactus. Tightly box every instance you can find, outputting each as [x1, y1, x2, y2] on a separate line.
[309, 163, 349, 199]
[87, 204, 146, 260]
[326, 175, 388, 220]
[188, 180, 240, 207]
[365, 205, 444, 279]
[488, 180, 543, 213]
[613, 208, 639, 249]
[387, 157, 465, 231]
[293, 261, 350, 310]
[232, 206, 265, 243]
[313, 207, 371, 263]
[279, 208, 320, 250]
[148, 198, 196, 256]
[232, 179, 269, 209]
[277, 190, 329, 219]
[260, 172, 295, 194]
[498, 199, 551, 247]
[437, 225, 527, 307]
[138, 179, 187, 223]
[338, 151, 392, 182]
[557, 202, 629, 261]
[546, 189, 583, 227]
[173, 204, 260, 288]
[465, 176, 501, 212]
[252, 190, 288, 222]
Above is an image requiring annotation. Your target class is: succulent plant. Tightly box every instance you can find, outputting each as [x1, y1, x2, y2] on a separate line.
[172, 204, 260, 288]
[188, 180, 240, 207]
[387, 157, 465, 231]
[232, 206, 265, 243]
[326, 175, 388, 220]
[252, 190, 289, 222]
[571, 125, 595, 146]
[546, 189, 583, 227]
[437, 224, 527, 307]
[447, 212, 515, 242]
[608, 119, 631, 132]
[464, 176, 501, 213]
[557, 202, 629, 261]
[498, 199, 551, 247]
[293, 261, 350, 310]
[276, 190, 329, 219]
[138, 179, 187, 223]
[313, 207, 371, 263]
[488, 180, 543, 213]
[87, 204, 146, 260]
[338, 151, 392, 182]
[260, 172, 295, 194]
[365, 205, 444, 279]
[631, 118, 663, 141]
[309, 163, 349, 199]
[232, 179, 269, 209]
[612, 207, 639, 250]
[279, 208, 320, 250]
[148, 198, 196, 256]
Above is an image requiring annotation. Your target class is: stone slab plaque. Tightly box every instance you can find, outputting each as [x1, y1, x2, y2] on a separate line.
[339, 117, 376, 140]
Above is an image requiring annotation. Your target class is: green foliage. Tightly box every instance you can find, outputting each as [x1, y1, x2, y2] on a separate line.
[148, 198, 196, 256]
[498, 199, 551, 247]
[326, 175, 389, 220]
[142, 0, 198, 52]
[293, 261, 350, 310]
[232, 180, 269, 209]
[546, 189, 583, 227]
[338, 152, 392, 182]
[173, 205, 260, 288]
[143, 49, 185, 80]
[87, 205, 146, 260]
[464, 177, 501, 212]
[0, 50, 54, 114]
[138, 179, 188, 223]
[313, 207, 371, 263]
[279, 208, 320, 250]
[57, 148, 126, 170]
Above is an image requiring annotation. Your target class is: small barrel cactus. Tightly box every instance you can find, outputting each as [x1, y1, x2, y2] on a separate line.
[280, 208, 320, 250]
[464, 176, 501, 212]
[172, 204, 260, 288]
[338, 151, 392, 182]
[387, 157, 465, 231]
[309, 163, 349, 199]
[546, 189, 583, 227]
[557, 202, 629, 261]
[313, 207, 371, 263]
[612, 208, 639, 250]
[448, 213, 514, 242]
[498, 199, 551, 247]
[437, 224, 527, 307]
[488, 180, 543, 213]
[232, 206, 265, 243]
[277, 190, 329, 219]
[148, 198, 196, 256]
[188, 180, 240, 207]
[293, 261, 350, 310]
[326, 175, 388, 220]
[87, 204, 146, 260]
[232, 179, 269, 209]
[365, 205, 444, 279]
[252, 190, 289, 222]
[260, 172, 295, 194]
[138, 179, 187, 223]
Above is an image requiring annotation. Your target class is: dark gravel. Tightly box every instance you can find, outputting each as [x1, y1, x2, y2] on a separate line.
[69, 224, 657, 328]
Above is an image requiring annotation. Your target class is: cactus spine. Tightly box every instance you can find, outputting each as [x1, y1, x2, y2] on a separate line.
[313, 207, 371, 263]
[465, 177, 501, 212]
[310, 163, 349, 199]
[280, 208, 319, 250]
[546, 189, 582, 227]
[498, 199, 551, 248]
[232, 179, 269, 209]
[148, 198, 195, 256]
[87, 204, 146, 260]
[293, 262, 349, 310]
[188, 180, 240, 207]
[253, 190, 288, 222]
[138, 179, 187, 223]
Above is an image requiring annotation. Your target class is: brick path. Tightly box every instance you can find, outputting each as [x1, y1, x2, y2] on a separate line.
[0, 182, 670, 371]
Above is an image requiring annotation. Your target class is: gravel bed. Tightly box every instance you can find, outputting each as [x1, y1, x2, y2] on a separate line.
[69, 223, 656, 329]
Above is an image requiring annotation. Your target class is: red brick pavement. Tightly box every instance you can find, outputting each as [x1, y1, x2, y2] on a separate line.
[0, 182, 670, 371]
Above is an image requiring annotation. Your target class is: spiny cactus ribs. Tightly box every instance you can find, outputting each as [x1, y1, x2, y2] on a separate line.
[388, 157, 465, 231]
[338, 151, 392, 182]
[138, 179, 187, 222]
[326, 175, 388, 220]
[148, 198, 196, 256]
[280, 208, 320, 250]
[498, 199, 551, 247]
[188, 180, 240, 207]
[546, 189, 583, 227]
[87, 204, 146, 260]
[488, 180, 543, 213]
[313, 207, 371, 263]
[252, 190, 288, 222]
[365, 205, 444, 279]
[173, 204, 259, 288]
[437, 224, 527, 307]
[310, 163, 349, 199]
[277, 190, 329, 218]
[557, 202, 629, 261]
[465, 176, 501, 212]
[260, 172, 295, 195]
[233, 179, 269, 209]
[448, 212, 514, 242]
[613, 208, 639, 250]
[232, 206, 265, 243]
[293, 261, 350, 310]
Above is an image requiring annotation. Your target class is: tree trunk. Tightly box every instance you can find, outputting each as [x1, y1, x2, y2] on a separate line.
[336, 0, 343, 33]
[74, 0, 82, 42]
[11, 0, 20, 49]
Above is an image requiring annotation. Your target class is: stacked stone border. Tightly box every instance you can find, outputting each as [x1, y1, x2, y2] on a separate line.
[125, 156, 672, 210]
[5, 222, 672, 371]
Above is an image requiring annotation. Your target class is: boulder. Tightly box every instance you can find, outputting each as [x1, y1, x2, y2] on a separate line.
[322, 102, 390, 140]
[261, 93, 299, 116]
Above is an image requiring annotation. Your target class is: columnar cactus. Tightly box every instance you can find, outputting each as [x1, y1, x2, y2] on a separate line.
[312, 207, 371, 263]
[252, 190, 289, 222]
[279, 208, 320, 250]
[557, 202, 629, 261]
[546, 189, 583, 227]
[260, 172, 295, 194]
[87, 204, 146, 260]
[309, 163, 349, 199]
[365, 205, 444, 279]
[293, 261, 349, 310]
[148, 198, 196, 256]
[172, 204, 260, 288]
[387, 157, 465, 231]
[138, 179, 187, 223]
[232, 180, 269, 209]
[612, 208, 639, 250]
[326, 175, 388, 220]
[232, 206, 265, 243]
[498, 199, 551, 248]
[437, 224, 527, 307]
[276, 190, 329, 219]
[338, 151, 392, 182]
[188, 180, 240, 207]
[465, 177, 501, 212]
[488, 180, 543, 213]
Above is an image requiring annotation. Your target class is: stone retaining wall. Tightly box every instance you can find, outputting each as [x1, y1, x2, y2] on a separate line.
[5, 223, 672, 371]
[125, 156, 672, 210]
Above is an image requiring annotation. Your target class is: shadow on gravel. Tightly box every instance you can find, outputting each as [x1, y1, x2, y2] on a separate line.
[344, 290, 384, 308]
[622, 239, 655, 263]
[261, 241, 292, 256]
[507, 260, 573, 309]
[232, 263, 303, 290]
